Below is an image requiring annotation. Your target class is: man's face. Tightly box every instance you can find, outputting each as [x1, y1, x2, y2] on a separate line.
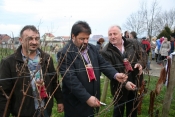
[19, 29, 40, 52]
[108, 26, 122, 45]
[72, 32, 90, 51]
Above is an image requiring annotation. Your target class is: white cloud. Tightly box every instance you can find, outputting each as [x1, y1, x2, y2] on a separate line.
[0, 24, 22, 36]
[3, 0, 138, 21]
[1, 0, 175, 37]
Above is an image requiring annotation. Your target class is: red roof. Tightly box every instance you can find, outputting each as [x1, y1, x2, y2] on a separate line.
[44, 33, 55, 37]
[0, 34, 11, 44]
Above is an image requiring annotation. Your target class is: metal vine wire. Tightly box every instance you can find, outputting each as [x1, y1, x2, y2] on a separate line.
[0, 43, 173, 117]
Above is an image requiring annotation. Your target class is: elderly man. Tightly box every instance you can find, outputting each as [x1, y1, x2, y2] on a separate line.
[101, 25, 147, 117]
[57, 21, 136, 117]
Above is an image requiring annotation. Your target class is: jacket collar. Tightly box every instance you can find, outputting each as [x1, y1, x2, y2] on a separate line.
[67, 40, 93, 60]
[107, 37, 128, 50]
[14, 45, 49, 63]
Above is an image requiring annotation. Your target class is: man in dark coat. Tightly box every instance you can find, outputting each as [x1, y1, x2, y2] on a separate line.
[101, 25, 147, 117]
[0, 25, 64, 117]
[57, 21, 136, 117]
[169, 33, 175, 55]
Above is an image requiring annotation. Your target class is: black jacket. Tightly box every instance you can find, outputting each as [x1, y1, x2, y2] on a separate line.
[101, 37, 147, 101]
[0, 46, 63, 117]
[58, 41, 117, 117]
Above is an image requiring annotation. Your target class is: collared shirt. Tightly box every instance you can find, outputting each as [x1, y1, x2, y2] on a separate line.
[21, 50, 45, 110]
[80, 46, 118, 80]
[112, 40, 125, 79]
[113, 40, 125, 54]
[81, 47, 90, 64]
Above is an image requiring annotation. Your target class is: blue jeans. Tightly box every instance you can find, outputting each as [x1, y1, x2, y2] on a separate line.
[151, 49, 155, 58]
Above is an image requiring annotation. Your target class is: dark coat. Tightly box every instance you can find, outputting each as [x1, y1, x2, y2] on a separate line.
[101, 37, 147, 101]
[0, 46, 63, 117]
[58, 41, 117, 117]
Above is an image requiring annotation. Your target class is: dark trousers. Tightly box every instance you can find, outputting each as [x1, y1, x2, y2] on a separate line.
[161, 56, 166, 61]
[35, 109, 50, 117]
[64, 113, 94, 117]
[113, 92, 138, 117]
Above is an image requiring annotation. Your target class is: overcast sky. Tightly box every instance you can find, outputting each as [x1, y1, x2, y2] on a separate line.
[0, 0, 174, 37]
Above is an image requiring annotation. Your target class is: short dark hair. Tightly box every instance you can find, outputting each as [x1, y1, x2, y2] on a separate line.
[70, 21, 91, 39]
[124, 31, 128, 35]
[20, 25, 39, 37]
[130, 31, 137, 39]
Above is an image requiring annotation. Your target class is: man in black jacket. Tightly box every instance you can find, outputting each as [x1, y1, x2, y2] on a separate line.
[101, 25, 147, 117]
[57, 21, 136, 117]
[0, 25, 64, 117]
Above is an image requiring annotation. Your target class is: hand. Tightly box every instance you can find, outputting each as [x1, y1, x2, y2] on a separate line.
[57, 103, 64, 113]
[115, 73, 128, 83]
[36, 79, 44, 85]
[86, 96, 100, 107]
[134, 63, 142, 75]
[125, 81, 136, 91]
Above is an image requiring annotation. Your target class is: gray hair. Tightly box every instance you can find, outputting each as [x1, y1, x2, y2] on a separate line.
[108, 25, 122, 32]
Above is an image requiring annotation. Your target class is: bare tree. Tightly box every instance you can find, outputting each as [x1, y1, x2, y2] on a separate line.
[142, 0, 161, 37]
[155, 9, 175, 34]
[123, 11, 145, 35]
[123, 0, 161, 37]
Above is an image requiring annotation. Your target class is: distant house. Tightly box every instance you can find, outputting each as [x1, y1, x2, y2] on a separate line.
[42, 33, 55, 41]
[53, 36, 70, 41]
[0, 34, 11, 44]
[91, 35, 103, 41]
[62, 36, 70, 41]
[53, 36, 64, 41]
[13, 37, 20, 44]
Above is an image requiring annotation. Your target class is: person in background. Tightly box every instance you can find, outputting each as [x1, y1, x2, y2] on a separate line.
[169, 33, 175, 55]
[151, 37, 157, 60]
[141, 37, 151, 70]
[129, 31, 137, 39]
[57, 21, 135, 117]
[101, 25, 147, 117]
[124, 31, 129, 38]
[50, 45, 53, 52]
[160, 37, 171, 61]
[0, 25, 64, 117]
[96, 37, 105, 51]
[54, 44, 60, 54]
[155, 37, 164, 63]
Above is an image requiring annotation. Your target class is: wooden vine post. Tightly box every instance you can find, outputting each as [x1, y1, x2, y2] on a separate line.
[162, 55, 175, 117]
[101, 76, 109, 103]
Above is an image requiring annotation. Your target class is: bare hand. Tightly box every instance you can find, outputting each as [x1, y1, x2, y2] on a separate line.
[86, 96, 100, 107]
[125, 81, 136, 91]
[116, 73, 128, 83]
[36, 79, 44, 85]
[134, 63, 142, 75]
[57, 103, 64, 113]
